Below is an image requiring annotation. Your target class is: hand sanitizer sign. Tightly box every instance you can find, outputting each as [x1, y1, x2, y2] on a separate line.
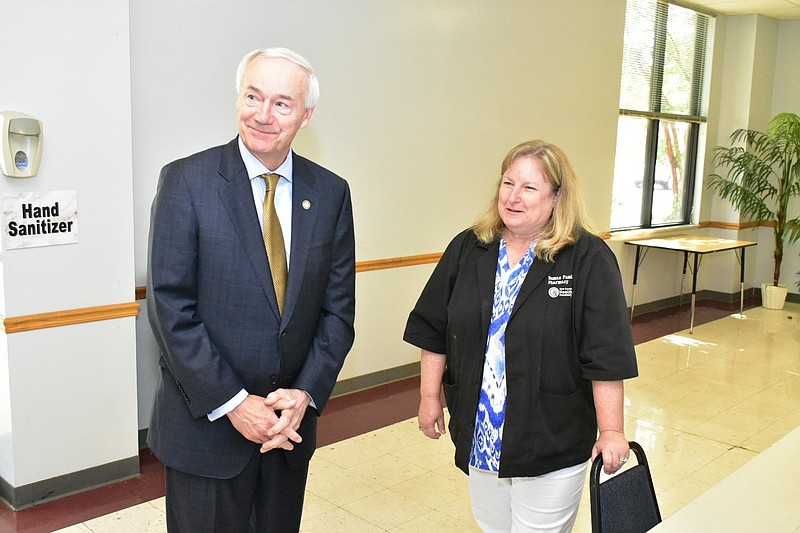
[3, 191, 78, 250]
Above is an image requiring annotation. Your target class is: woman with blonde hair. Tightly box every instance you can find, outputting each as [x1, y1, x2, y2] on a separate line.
[404, 140, 637, 532]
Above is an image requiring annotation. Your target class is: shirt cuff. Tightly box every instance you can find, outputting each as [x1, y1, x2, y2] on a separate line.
[207, 389, 248, 421]
[304, 390, 317, 411]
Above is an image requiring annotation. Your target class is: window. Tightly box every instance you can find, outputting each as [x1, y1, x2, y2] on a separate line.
[610, 0, 714, 231]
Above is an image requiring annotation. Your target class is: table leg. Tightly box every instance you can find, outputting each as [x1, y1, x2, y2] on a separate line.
[630, 245, 641, 322]
[679, 251, 688, 308]
[739, 246, 746, 317]
[690, 253, 699, 333]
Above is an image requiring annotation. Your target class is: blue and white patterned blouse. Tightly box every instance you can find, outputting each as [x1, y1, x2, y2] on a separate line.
[469, 238, 536, 471]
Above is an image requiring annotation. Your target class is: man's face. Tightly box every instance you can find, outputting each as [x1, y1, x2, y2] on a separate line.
[236, 56, 314, 169]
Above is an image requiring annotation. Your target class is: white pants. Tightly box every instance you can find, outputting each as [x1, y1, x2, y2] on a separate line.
[468, 462, 588, 533]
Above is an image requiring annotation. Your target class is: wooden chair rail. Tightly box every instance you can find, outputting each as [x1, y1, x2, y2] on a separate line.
[3, 302, 140, 334]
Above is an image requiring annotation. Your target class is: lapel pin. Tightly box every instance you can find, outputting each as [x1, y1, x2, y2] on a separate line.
[302, 200, 311, 210]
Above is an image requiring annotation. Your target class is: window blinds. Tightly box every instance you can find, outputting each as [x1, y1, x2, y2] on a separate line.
[619, 0, 714, 123]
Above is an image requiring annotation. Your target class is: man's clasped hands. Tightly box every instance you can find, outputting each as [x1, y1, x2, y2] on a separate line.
[227, 388, 311, 453]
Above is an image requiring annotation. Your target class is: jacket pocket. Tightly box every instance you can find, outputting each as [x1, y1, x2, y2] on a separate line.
[531, 387, 595, 459]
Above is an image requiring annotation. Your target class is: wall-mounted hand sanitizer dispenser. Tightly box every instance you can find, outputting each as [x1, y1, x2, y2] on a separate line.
[1, 111, 43, 178]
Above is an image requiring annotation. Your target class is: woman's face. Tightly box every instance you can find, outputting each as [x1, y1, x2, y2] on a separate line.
[497, 156, 557, 240]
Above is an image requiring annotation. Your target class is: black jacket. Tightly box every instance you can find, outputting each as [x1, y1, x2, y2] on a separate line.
[404, 229, 637, 477]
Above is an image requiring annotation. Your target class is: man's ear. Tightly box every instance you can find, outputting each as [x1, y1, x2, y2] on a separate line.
[300, 107, 315, 129]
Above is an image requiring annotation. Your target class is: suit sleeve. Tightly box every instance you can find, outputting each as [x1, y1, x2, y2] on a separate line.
[147, 162, 245, 418]
[291, 182, 356, 413]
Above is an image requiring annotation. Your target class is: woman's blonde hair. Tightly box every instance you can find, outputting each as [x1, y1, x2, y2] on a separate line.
[471, 139, 595, 262]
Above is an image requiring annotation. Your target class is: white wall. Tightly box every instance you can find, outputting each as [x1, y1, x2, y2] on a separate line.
[701, 15, 773, 296]
[0, 325, 10, 481]
[0, 0, 138, 488]
[702, 15, 800, 293]
[6, 322, 138, 484]
[129, 1, 627, 270]
[0, 1, 135, 315]
[771, 20, 800, 291]
[129, 0, 629, 427]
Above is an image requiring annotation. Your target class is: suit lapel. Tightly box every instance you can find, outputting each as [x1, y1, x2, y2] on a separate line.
[282, 155, 320, 322]
[216, 139, 281, 319]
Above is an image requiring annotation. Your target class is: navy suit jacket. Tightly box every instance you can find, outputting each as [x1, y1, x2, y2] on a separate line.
[146, 138, 356, 478]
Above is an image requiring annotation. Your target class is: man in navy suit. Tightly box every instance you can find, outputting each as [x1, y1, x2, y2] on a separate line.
[146, 47, 356, 532]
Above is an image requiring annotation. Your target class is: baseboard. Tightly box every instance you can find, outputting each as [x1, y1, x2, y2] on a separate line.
[331, 361, 420, 397]
[629, 287, 761, 317]
[747, 286, 798, 304]
[780, 291, 800, 304]
[0, 456, 139, 511]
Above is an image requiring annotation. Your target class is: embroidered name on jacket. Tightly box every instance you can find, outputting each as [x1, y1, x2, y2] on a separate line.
[547, 274, 573, 298]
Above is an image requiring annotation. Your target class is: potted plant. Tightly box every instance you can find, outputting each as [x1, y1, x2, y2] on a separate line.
[706, 112, 800, 309]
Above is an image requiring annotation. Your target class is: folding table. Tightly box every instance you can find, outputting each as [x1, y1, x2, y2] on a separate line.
[625, 235, 756, 333]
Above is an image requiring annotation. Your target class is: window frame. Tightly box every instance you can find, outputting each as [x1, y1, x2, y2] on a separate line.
[611, 0, 713, 232]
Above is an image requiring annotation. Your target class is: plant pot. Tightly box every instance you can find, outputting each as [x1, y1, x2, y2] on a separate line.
[761, 283, 788, 310]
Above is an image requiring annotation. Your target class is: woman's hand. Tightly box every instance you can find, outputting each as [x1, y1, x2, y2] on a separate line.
[418, 395, 446, 439]
[419, 349, 448, 439]
[592, 429, 630, 474]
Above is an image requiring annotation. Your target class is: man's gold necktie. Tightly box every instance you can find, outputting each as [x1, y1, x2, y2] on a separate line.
[260, 173, 287, 314]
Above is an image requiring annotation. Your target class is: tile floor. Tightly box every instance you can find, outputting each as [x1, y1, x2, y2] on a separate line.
[6, 300, 800, 532]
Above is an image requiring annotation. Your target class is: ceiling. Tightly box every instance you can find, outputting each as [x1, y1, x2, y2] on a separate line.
[680, 0, 800, 19]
